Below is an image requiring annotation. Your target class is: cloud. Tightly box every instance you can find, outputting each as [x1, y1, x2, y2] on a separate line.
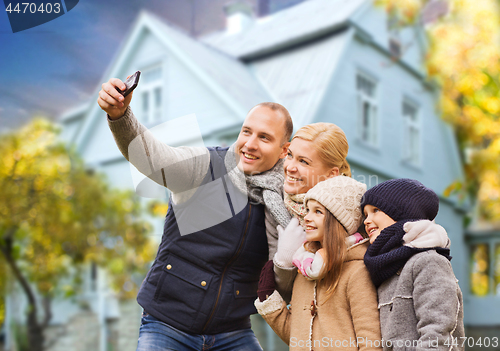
[1, 0, 196, 131]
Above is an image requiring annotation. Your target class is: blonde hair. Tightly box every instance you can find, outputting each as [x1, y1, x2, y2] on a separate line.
[292, 123, 351, 177]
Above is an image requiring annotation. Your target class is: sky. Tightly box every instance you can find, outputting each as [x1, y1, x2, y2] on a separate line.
[0, 0, 307, 131]
[0, 0, 209, 131]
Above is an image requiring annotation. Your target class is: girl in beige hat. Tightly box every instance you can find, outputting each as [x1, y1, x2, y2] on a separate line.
[255, 176, 382, 351]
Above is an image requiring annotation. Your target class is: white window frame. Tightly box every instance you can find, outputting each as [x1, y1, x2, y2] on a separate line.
[140, 64, 163, 124]
[356, 72, 378, 147]
[402, 99, 421, 166]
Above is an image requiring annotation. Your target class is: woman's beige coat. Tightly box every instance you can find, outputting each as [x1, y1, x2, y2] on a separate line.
[255, 241, 382, 351]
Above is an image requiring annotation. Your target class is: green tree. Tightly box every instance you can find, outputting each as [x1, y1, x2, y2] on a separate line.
[0, 118, 156, 351]
[378, 0, 500, 222]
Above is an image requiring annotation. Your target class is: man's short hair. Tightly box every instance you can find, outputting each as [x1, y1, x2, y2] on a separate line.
[253, 102, 293, 145]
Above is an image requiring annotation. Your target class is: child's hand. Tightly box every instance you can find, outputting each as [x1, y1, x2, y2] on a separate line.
[273, 218, 306, 268]
[403, 220, 450, 249]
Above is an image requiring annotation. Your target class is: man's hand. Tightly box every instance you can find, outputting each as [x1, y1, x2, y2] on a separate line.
[97, 77, 134, 120]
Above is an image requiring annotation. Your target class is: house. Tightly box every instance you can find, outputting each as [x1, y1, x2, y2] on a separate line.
[5, 0, 476, 350]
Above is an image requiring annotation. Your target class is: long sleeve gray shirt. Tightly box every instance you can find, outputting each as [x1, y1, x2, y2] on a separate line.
[107, 107, 295, 294]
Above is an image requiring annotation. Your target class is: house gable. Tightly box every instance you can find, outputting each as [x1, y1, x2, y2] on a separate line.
[350, 0, 429, 77]
[249, 28, 353, 129]
[71, 11, 271, 161]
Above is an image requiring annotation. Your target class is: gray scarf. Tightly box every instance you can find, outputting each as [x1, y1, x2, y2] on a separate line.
[224, 143, 291, 230]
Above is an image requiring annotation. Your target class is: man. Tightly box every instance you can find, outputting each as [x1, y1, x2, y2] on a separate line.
[98, 77, 295, 351]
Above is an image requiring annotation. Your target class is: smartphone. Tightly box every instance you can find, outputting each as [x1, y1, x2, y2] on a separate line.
[116, 71, 141, 97]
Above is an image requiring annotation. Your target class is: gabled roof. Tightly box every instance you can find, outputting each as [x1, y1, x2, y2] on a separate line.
[250, 28, 353, 128]
[72, 11, 272, 151]
[201, 0, 367, 59]
[69, 0, 425, 153]
[145, 13, 273, 111]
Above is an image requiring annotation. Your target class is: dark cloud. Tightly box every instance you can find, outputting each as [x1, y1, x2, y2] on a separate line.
[1, 0, 252, 130]
[1, 0, 135, 129]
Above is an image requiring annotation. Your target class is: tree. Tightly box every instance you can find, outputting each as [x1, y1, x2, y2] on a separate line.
[377, 0, 500, 222]
[0, 118, 156, 351]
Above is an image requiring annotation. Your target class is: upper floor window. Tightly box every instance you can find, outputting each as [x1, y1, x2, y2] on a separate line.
[402, 100, 420, 166]
[356, 73, 378, 147]
[140, 65, 163, 123]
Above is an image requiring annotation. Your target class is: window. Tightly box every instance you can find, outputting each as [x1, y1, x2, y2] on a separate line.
[387, 15, 402, 59]
[356, 73, 378, 146]
[470, 243, 490, 296]
[402, 100, 420, 165]
[140, 65, 163, 123]
[389, 37, 402, 58]
[495, 244, 500, 294]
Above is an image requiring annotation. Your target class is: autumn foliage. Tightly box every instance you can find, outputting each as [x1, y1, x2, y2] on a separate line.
[378, 0, 500, 222]
[0, 118, 156, 350]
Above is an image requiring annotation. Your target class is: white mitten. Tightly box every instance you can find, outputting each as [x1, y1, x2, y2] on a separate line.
[403, 220, 450, 249]
[273, 218, 306, 268]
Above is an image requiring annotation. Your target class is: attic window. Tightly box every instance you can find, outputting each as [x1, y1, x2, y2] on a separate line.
[389, 38, 402, 58]
[356, 73, 378, 147]
[140, 65, 163, 123]
[387, 14, 402, 59]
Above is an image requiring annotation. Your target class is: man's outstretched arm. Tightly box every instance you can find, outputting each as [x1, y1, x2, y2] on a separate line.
[98, 78, 210, 198]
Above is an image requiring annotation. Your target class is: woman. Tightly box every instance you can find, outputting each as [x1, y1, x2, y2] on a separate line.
[273, 123, 354, 300]
[283, 123, 350, 225]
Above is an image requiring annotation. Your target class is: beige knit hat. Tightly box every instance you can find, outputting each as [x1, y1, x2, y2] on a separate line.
[304, 176, 367, 235]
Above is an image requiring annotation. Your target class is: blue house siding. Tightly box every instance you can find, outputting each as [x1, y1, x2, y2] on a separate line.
[339, 39, 461, 192]
[164, 53, 242, 132]
[51, 1, 481, 349]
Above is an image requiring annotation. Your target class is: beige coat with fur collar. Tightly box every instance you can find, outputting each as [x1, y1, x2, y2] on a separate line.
[255, 240, 382, 351]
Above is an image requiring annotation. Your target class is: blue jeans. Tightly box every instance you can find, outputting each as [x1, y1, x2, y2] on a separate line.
[136, 313, 263, 351]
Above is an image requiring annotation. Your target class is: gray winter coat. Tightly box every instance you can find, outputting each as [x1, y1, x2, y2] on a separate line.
[378, 250, 464, 351]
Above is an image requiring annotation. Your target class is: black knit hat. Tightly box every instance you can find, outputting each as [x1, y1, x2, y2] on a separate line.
[360, 178, 439, 221]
